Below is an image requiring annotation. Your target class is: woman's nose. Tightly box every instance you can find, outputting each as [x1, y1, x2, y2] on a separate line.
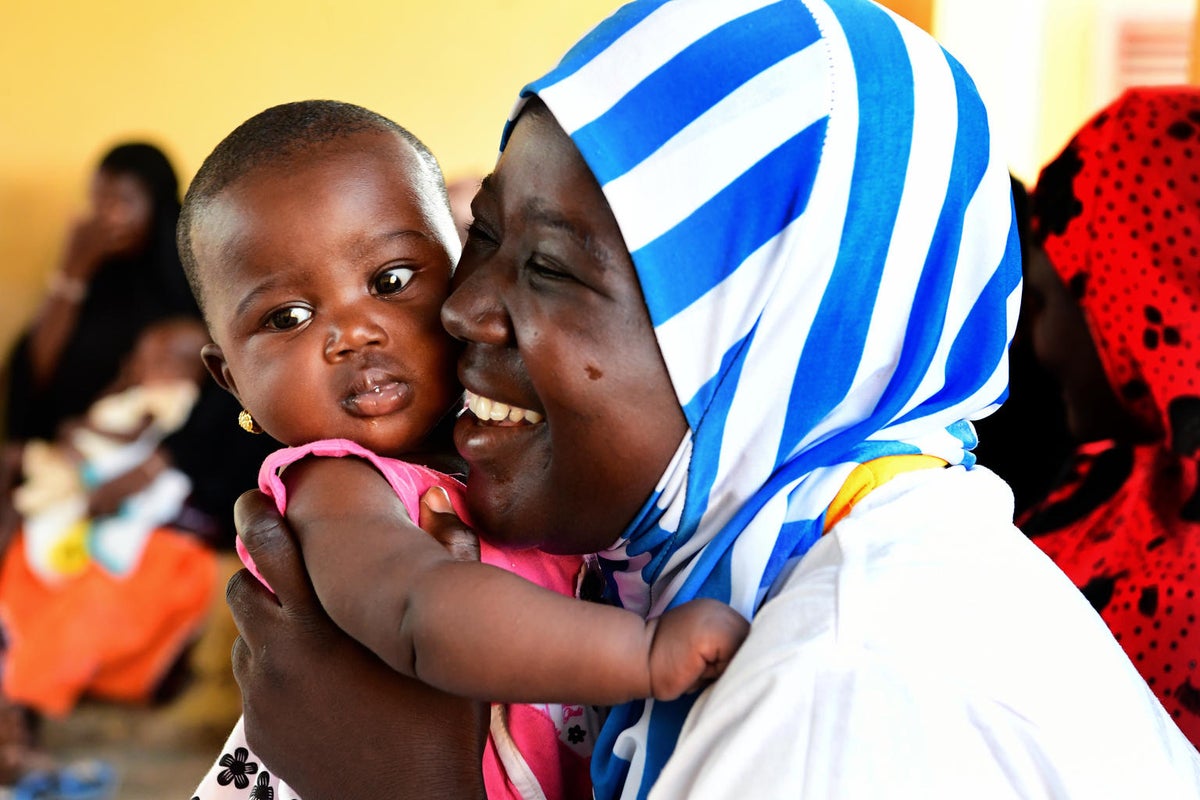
[324, 315, 388, 360]
[441, 259, 514, 345]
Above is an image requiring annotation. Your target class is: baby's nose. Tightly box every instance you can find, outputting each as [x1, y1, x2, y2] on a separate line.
[325, 317, 388, 359]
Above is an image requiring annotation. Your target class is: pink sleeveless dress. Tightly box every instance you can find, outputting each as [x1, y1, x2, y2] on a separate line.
[195, 439, 595, 800]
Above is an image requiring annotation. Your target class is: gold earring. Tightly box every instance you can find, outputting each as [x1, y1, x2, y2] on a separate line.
[238, 409, 263, 434]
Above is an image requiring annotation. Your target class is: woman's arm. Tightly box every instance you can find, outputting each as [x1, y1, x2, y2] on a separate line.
[284, 457, 749, 705]
[84, 446, 168, 518]
[24, 218, 116, 388]
[229, 489, 488, 799]
[0, 444, 24, 551]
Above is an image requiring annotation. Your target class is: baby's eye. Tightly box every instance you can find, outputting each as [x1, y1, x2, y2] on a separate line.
[374, 266, 415, 295]
[265, 306, 313, 330]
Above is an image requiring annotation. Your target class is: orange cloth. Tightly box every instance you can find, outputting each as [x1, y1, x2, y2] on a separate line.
[0, 527, 215, 716]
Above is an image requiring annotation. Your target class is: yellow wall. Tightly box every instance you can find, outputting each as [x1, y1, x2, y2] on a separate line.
[0, 0, 618, 359]
[1032, 0, 1103, 182]
[1194, 0, 1200, 81]
[4, 0, 1196, 362]
[1030, 0, 1199, 181]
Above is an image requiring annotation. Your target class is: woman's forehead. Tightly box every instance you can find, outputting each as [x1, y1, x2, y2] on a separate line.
[486, 107, 627, 269]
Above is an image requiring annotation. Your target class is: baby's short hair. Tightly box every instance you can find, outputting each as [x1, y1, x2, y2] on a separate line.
[178, 100, 448, 315]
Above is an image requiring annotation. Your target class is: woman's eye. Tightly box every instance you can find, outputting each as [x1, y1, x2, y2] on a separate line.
[465, 221, 498, 247]
[374, 266, 415, 295]
[265, 306, 312, 330]
[525, 258, 572, 282]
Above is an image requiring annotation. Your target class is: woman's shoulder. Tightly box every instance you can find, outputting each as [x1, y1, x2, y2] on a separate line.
[654, 466, 1200, 798]
[764, 466, 1108, 660]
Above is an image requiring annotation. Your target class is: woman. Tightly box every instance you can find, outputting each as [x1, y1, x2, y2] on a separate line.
[971, 176, 1074, 516]
[6, 143, 195, 435]
[228, 1, 1200, 797]
[0, 144, 267, 787]
[4, 142, 274, 545]
[1019, 86, 1200, 748]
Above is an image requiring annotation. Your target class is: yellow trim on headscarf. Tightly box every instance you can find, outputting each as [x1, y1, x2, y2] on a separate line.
[823, 454, 948, 533]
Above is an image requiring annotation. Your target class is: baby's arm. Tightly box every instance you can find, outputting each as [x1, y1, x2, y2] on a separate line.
[283, 456, 749, 705]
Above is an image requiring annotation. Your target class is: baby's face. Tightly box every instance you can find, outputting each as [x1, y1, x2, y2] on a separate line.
[127, 322, 209, 386]
[194, 131, 461, 454]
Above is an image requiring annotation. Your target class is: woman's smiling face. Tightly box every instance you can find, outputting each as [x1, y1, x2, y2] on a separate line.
[442, 101, 689, 555]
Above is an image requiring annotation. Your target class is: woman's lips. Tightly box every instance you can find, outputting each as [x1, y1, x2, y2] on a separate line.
[461, 390, 544, 426]
[344, 377, 410, 417]
[454, 390, 546, 471]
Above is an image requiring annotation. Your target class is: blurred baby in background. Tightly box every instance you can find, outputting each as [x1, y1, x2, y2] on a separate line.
[13, 317, 209, 582]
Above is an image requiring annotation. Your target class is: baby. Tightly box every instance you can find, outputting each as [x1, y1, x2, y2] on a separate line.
[184, 100, 748, 799]
[13, 316, 208, 582]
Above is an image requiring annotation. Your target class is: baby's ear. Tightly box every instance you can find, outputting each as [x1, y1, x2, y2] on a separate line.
[200, 342, 239, 399]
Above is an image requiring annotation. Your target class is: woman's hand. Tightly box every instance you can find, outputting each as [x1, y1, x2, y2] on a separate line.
[85, 448, 167, 518]
[60, 216, 139, 282]
[419, 486, 481, 563]
[229, 490, 488, 800]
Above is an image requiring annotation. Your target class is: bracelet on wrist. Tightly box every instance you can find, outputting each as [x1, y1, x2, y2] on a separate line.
[47, 272, 87, 303]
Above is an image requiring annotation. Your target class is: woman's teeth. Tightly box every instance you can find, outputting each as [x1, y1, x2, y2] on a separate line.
[464, 390, 544, 424]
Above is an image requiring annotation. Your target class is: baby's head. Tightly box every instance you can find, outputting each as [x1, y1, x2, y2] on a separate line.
[124, 316, 210, 387]
[179, 100, 462, 456]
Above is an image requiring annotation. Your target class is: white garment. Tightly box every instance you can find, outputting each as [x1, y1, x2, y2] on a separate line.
[195, 716, 297, 799]
[651, 466, 1200, 799]
[15, 381, 197, 582]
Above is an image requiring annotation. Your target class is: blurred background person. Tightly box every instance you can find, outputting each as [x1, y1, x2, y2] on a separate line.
[5, 143, 197, 446]
[972, 176, 1074, 516]
[1018, 86, 1200, 747]
[0, 142, 272, 790]
[2, 142, 274, 549]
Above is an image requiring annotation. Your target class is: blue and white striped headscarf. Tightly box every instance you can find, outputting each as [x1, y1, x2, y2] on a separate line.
[503, 0, 1021, 796]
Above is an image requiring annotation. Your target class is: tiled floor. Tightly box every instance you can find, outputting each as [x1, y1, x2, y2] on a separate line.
[44, 703, 225, 799]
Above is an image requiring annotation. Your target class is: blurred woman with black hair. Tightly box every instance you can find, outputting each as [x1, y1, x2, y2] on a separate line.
[0, 142, 271, 789]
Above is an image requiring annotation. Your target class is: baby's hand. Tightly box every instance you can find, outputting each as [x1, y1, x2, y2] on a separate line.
[647, 598, 750, 701]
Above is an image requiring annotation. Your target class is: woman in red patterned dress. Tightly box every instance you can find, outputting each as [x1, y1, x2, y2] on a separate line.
[1021, 86, 1200, 747]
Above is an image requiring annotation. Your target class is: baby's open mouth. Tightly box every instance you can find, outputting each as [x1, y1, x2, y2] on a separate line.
[462, 390, 544, 426]
[344, 372, 408, 417]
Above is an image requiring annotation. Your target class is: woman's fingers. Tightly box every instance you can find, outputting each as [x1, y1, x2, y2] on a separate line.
[225, 563, 278, 635]
[419, 487, 480, 563]
[229, 631, 251, 686]
[238, 630, 489, 798]
[232, 489, 314, 606]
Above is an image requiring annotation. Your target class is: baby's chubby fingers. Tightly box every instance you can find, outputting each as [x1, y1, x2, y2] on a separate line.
[648, 598, 751, 701]
[694, 598, 751, 662]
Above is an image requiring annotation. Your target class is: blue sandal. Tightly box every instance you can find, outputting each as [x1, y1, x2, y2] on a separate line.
[11, 770, 56, 800]
[11, 760, 116, 800]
